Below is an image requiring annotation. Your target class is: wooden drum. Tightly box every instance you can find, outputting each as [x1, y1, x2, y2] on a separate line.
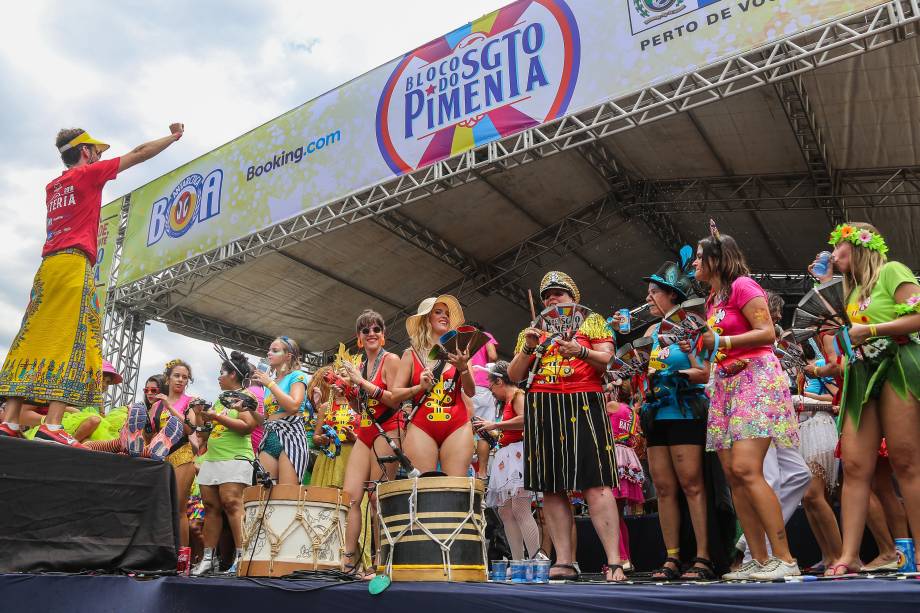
[376, 476, 486, 582]
[239, 484, 351, 577]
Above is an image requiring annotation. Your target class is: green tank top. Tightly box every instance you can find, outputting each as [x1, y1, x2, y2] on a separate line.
[201, 400, 254, 462]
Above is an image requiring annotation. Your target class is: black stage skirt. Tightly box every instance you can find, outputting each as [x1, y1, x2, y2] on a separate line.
[524, 391, 618, 493]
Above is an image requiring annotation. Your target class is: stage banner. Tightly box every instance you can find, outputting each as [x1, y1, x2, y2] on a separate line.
[94, 199, 121, 309]
[114, 0, 883, 287]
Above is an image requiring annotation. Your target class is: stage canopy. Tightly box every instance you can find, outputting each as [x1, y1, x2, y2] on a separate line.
[99, 0, 920, 400]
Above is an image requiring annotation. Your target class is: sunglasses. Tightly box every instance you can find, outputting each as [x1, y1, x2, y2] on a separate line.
[360, 326, 383, 335]
[143, 387, 160, 393]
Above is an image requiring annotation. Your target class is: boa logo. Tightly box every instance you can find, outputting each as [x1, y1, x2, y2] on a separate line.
[376, 0, 579, 175]
[147, 170, 223, 246]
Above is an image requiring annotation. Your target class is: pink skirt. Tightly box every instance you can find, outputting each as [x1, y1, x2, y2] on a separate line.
[611, 444, 645, 504]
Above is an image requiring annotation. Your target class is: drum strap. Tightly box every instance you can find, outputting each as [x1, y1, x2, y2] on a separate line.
[405, 358, 453, 423]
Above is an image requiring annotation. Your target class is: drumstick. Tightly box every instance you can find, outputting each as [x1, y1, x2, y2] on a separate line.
[528, 289, 537, 322]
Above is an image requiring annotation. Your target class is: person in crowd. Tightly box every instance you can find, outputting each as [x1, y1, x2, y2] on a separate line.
[809, 222, 920, 575]
[339, 310, 409, 577]
[466, 323, 499, 479]
[391, 296, 476, 476]
[730, 292, 810, 573]
[635, 261, 714, 580]
[607, 396, 644, 572]
[507, 271, 625, 582]
[797, 341, 842, 572]
[192, 351, 262, 576]
[693, 223, 801, 580]
[0, 124, 184, 445]
[474, 361, 540, 562]
[251, 336, 312, 485]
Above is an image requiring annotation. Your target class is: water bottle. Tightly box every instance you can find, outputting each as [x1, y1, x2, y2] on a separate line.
[812, 251, 832, 278]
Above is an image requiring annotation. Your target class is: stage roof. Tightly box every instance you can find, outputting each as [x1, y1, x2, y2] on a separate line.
[107, 2, 920, 379]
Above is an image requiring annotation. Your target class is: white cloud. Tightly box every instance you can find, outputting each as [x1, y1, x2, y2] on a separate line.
[0, 0, 500, 404]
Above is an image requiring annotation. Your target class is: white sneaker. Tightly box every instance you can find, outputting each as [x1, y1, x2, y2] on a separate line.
[722, 559, 764, 580]
[191, 553, 216, 577]
[750, 557, 801, 581]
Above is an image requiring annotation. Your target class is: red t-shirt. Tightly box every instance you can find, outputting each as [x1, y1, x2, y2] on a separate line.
[42, 157, 120, 264]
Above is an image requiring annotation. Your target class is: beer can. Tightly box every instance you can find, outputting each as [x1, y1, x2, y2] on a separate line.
[812, 251, 832, 277]
[895, 538, 916, 572]
[617, 308, 631, 334]
[177, 546, 192, 576]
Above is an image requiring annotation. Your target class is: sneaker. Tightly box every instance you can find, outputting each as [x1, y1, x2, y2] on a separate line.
[0, 423, 24, 438]
[121, 402, 147, 457]
[148, 416, 183, 461]
[34, 425, 85, 448]
[722, 559, 764, 580]
[191, 552, 215, 577]
[750, 557, 801, 581]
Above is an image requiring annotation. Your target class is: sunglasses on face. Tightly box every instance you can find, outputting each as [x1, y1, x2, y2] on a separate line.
[360, 326, 382, 335]
[143, 387, 160, 393]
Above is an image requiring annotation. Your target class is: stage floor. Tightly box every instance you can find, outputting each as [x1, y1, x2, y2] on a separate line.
[2, 572, 919, 613]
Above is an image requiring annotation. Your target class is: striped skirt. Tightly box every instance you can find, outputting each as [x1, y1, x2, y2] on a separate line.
[261, 416, 310, 482]
[523, 391, 618, 493]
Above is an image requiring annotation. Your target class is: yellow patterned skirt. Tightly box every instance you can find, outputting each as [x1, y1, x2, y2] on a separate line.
[0, 249, 103, 406]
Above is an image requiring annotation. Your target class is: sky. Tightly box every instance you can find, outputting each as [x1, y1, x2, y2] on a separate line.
[0, 0, 503, 403]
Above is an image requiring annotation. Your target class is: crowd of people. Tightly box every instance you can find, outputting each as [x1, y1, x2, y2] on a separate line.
[1, 126, 919, 584]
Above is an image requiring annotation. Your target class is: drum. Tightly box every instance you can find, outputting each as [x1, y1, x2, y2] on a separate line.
[376, 476, 486, 582]
[238, 484, 350, 577]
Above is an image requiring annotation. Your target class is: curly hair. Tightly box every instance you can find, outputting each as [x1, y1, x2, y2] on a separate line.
[164, 359, 194, 383]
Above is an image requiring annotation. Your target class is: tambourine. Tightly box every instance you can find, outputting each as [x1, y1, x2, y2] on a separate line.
[531, 303, 595, 341]
[317, 424, 342, 458]
[218, 390, 258, 412]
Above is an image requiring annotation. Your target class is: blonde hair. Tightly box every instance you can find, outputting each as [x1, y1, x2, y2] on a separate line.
[273, 336, 302, 378]
[843, 222, 887, 303]
[307, 365, 333, 406]
[410, 314, 437, 362]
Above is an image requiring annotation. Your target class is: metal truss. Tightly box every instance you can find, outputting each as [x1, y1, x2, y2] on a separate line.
[371, 210, 532, 313]
[774, 74, 843, 224]
[141, 303, 327, 372]
[577, 139, 688, 255]
[102, 304, 145, 408]
[111, 0, 920, 309]
[750, 272, 817, 297]
[619, 166, 920, 214]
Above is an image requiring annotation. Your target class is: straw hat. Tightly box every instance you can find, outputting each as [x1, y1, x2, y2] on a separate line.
[405, 295, 465, 339]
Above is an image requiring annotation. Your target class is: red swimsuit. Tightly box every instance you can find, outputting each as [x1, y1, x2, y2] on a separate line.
[355, 355, 400, 448]
[407, 353, 469, 446]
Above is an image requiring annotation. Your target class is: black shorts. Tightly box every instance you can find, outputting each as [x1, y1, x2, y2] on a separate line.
[645, 418, 706, 447]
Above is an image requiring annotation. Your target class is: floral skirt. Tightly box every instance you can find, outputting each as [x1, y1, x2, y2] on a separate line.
[706, 354, 799, 451]
[611, 444, 645, 504]
[0, 250, 103, 406]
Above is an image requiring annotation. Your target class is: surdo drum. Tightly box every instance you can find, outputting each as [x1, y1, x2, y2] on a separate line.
[239, 485, 350, 577]
[376, 476, 487, 582]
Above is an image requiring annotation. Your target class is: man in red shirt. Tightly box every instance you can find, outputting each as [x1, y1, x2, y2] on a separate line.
[0, 123, 185, 446]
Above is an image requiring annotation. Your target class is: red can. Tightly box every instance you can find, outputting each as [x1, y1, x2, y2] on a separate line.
[177, 546, 192, 576]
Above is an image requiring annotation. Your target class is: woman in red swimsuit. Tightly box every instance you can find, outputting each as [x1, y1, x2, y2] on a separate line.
[391, 295, 476, 476]
[339, 309, 408, 576]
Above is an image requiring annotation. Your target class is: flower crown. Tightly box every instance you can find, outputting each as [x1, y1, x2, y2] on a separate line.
[165, 358, 183, 370]
[828, 224, 889, 257]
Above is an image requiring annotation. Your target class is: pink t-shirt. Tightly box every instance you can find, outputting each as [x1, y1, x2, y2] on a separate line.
[608, 402, 638, 447]
[246, 385, 266, 455]
[706, 276, 773, 360]
[470, 332, 498, 388]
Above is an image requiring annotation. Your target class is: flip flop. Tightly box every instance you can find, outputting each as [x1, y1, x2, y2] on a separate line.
[549, 563, 579, 581]
[824, 562, 861, 577]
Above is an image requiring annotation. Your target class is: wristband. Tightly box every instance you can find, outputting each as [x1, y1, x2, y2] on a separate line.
[523, 345, 536, 355]
[724, 336, 732, 351]
[371, 386, 384, 400]
[579, 346, 589, 360]
[869, 324, 878, 337]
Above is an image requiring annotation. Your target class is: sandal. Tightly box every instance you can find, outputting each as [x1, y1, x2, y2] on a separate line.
[549, 563, 580, 581]
[680, 557, 716, 580]
[824, 562, 861, 577]
[343, 552, 374, 580]
[602, 563, 626, 583]
[651, 557, 681, 580]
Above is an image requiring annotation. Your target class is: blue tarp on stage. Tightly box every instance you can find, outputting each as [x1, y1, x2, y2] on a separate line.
[2, 573, 918, 613]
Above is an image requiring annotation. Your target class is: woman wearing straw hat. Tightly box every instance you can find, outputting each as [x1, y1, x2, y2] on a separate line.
[507, 271, 625, 582]
[391, 295, 476, 476]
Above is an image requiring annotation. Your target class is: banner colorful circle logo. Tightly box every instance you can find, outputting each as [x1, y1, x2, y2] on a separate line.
[376, 0, 580, 175]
